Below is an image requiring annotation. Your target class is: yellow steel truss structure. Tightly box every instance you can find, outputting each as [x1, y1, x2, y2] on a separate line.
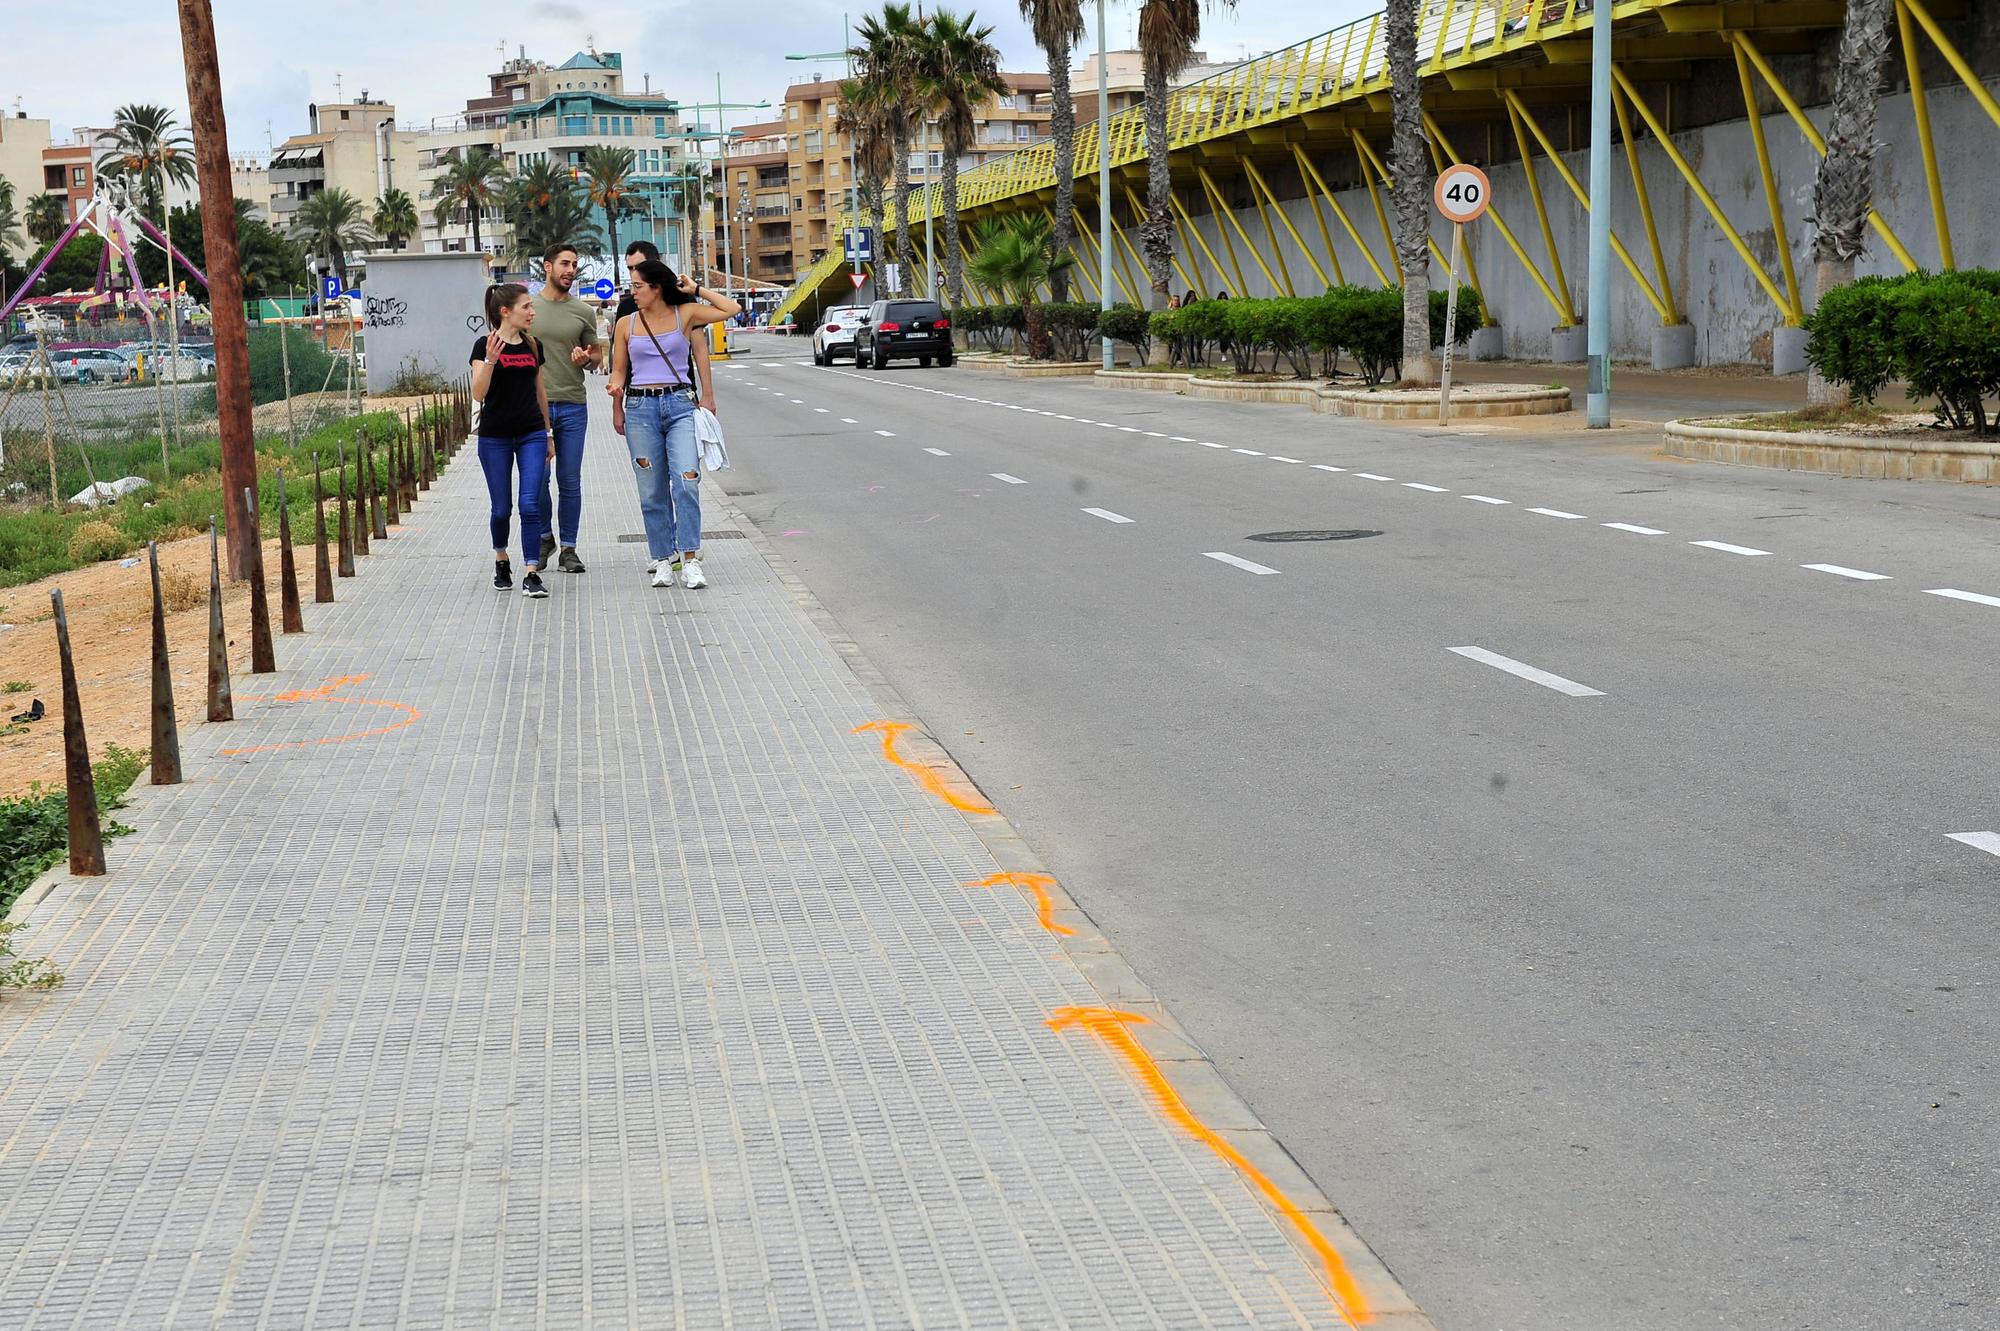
[773, 0, 1985, 328]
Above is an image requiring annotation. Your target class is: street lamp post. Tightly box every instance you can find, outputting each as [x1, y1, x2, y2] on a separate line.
[1586, 0, 1612, 426]
[1097, 0, 1113, 370]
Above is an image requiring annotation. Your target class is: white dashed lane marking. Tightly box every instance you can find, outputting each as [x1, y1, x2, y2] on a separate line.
[1082, 507, 1135, 524]
[1403, 482, 1447, 492]
[923, 448, 951, 456]
[1691, 540, 1770, 557]
[1204, 552, 1281, 576]
[1804, 564, 1890, 581]
[1926, 588, 2000, 608]
[1464, 495, 1510, 505]
[1312, 465, 1346, 473]
[1355, 473, 1395, 482]
[1232, 449, 1265, 457]
[1946, 831, 2000, 857]
[991, 473, 1027, 485]
[1450, 646, 1606, 698]
[1603, 523, 1667, 536]
[875, 430, 897, 437]
[1529, 507, 1587, 520]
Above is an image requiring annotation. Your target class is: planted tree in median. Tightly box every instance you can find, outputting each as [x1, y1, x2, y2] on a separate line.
[1385, 0, 1434, 385]
[967, 213, 1075, 357]
[917, 9, 1011, 307]
[1807, 0, 1895, 406]
[1137, 0, 1236, 307]
[1019, 0, 1087, 300]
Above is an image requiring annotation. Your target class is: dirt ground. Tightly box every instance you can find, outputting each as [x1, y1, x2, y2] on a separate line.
[0, 529, 315, 800]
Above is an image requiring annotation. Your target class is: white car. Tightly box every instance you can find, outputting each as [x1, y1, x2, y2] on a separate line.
[811, 306, 870, 365]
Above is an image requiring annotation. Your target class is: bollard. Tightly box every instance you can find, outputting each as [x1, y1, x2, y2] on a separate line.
[275, 469, 304, 634]
[206, 518, 234, 721]
[420, 410, 435, 487]
[335, 440, 356, 575]
[51, 588, 106, 876]
[382, 437, 401, 527]
[312, 452, 335, 602]
[350, 439, 370, 557]
[404, 431, 419, 505]
[147, 541, 183, 786]
[243, 487, 276, 674]
[368, 444, 387, 542]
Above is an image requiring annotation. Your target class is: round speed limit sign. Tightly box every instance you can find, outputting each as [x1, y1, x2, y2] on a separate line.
[1434, 164, 1492, 224]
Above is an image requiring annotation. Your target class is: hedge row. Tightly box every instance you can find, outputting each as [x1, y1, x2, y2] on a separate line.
[1151, 286, 1481, 384]
[1805, 270, 2000, 433]
[954, 303, 1152, 362]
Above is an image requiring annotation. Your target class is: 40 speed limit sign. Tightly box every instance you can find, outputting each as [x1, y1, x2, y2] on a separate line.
[1434, 164, 1491, 224]
[1433, 164, 1491, 423]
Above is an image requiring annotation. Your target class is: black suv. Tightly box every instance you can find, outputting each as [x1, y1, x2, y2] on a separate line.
[854, 300, 955, 370]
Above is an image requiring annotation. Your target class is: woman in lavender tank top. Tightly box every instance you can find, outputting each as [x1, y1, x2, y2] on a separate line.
[608, 259, 741, 589]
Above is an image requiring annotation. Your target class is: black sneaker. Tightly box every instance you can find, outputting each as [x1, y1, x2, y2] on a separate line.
[521, 570, 548, 598]
[539, 533, 557, 568]
[557, 547, 586, 574]
[493, 558, 513, 590]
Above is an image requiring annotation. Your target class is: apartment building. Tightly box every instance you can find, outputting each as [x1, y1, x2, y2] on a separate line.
[712, 118, 793, 289]
[776, 71, 1054, 276]
[0, 113, 53, 220]
[1071, 50, 1236, 123]
[267, 97, 424, 237]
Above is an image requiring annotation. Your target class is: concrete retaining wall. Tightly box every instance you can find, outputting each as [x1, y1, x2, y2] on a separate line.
[1664, 420, 2000, 483]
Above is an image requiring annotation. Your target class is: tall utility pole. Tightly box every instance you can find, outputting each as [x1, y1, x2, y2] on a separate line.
[1097, 0, 1112, 370]
[177, 0, 258, 579]
[1586, 0, 1613, 428]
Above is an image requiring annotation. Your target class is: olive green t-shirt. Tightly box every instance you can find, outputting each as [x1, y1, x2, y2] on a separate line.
[529, 289, 599, 404]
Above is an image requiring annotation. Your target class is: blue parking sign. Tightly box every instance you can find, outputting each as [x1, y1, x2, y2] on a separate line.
[321, 275, 341, 301]
[844, 229, 874, 263]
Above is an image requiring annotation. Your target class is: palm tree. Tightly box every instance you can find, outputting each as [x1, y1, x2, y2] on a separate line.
[967, 213, 1074, 357]
[838, 93, 896, 287]
[430, 148, 508, 253]
[0, 181, 20, 265]
[507, 167, 605, 265]
[291, 188, 375, 288]
[1137, 1, 1235, 307]
[1807, 0, 1894, 405]
[851, 4, 927, 296]
[1020, 0, 1086, 301]
[918, 10, 1011, 307]
[580, 145, 649, 263]
[372, 188, 419, 251]
[25, 192, 66, 246]
[96, 104, 196, 225]
[234, 205, 309, 299]
[1385, 0, 1433, 385]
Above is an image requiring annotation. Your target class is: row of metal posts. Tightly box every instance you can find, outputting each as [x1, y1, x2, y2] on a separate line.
[52, 383, 474, 876]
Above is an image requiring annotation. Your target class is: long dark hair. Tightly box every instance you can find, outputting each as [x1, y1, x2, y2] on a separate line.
[631, 258, 694, 306]
[484, 282, 529, 329]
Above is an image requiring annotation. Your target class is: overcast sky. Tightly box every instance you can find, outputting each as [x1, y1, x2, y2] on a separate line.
[18, 0, 1375, 153]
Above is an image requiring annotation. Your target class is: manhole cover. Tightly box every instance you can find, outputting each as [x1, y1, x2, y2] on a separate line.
[1245, 530, 1382, 543]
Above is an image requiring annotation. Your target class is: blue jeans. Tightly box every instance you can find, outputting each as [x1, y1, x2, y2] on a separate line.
[541, 401, 588, 548]
[623, 393, 701, 561]
[478, 430, 550, 566]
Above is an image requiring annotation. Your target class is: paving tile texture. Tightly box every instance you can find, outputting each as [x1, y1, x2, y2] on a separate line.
[0, 397, 1349, 1329]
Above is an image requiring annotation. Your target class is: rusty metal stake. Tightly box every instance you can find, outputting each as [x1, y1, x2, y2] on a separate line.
[206, 517, 233, 721]
[276, 469, 304, 634]
[335, 440, 356, 575]
[147, 541, 183, 786]
[404, 431, 419, 505]
[312, 452, 334, 602]
[243, 487, 276, 674]
[51, 588, 106, 876]
[383, 437, 401, 526]
[368, 444, 387, 541]
[351, 438, 370, 556]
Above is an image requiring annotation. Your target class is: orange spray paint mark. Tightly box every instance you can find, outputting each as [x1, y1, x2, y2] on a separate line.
[1047, 1006, 1372, 1326]
[967, 872, 1075, 935]
[851, 720, 996, 815]
[222, 673, 423, 756]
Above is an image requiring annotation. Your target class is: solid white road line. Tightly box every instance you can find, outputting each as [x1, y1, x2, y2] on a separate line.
[1603, 522, 1667, 535]
[1803, 563, 1891, 581]
[1449, 646, 1606, 698]
[1403, 482, 1448, 492]
[875, 430, 897, 437]
[1312, 464, 1346, 473]
[1946, 831, 2000, 857]
[1233, 448, 1265, 456]
[923, 448, 951, 456]
[1926, 588, 2000, 608]
[1529, 507, 1586, 520]
[1082, 507, 1135, 523]
[1464, 495, 1510, 505]
[1204, 552, 1281, 575]
[1355, 472, 1395, 481]
[1691, 540, 1770, 556]
[991, 473, 1027, 485]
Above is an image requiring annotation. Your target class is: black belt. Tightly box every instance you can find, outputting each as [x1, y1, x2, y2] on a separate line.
[627, 384, 694, 398]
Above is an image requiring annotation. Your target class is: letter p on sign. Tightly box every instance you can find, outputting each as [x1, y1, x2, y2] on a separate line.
[1434, 164, 1491, 225]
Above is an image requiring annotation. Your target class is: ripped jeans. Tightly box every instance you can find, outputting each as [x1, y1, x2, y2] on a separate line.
[622, 390, 701, 561]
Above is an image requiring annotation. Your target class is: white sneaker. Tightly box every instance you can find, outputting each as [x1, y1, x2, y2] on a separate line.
[680, 559, 707, 589]
[650, 561, 676, 588]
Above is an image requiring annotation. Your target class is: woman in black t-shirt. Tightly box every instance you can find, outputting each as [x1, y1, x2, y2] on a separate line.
[470, 283, 555, 597]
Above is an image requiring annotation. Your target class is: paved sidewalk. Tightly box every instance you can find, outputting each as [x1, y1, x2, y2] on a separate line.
[0, 389, 1411, 1329]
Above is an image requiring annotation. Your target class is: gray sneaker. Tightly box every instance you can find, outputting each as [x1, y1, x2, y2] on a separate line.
[556, 547, 586, 574]
[539, 532, 557, 568]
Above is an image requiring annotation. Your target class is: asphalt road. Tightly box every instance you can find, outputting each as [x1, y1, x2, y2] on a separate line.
[704, 340, 1998, 1331]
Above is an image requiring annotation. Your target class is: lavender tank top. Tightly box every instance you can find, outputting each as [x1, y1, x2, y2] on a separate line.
[626, 310, 693, 387]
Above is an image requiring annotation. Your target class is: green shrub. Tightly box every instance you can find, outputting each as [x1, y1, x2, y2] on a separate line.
[1317, 285, 1404, 385]
[1041, 301, 1100, 362]
[1806, 270, 2000, 432]
[1176, 299, 1231, 365]
[194, 326, 353, 411]
[1099, 304, 1152, 364]
[1428, 285, 1484, 348]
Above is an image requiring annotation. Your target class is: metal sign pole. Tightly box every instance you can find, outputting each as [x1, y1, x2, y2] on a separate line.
[1439, 223, 1463, 424]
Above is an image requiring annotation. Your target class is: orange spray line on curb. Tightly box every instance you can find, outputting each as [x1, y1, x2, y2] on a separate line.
[1048, 1006, 1372, 1326]
[851, 720, 996, 815]
[967, 872, 1075, 935]
[221, 674, 422, 756]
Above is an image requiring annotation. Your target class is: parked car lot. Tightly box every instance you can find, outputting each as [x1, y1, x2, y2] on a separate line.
[811, 305, 870, 365]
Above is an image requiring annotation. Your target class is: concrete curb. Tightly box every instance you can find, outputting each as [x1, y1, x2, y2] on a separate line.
[960, 355, 1101, 378]
[1093, 368, 1570, 419]
[712, 478, 1440, 1330]
[1664, 418, 2000, 483]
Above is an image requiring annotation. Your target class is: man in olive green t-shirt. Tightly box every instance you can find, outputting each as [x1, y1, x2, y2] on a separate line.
[530, 244, 601, 573]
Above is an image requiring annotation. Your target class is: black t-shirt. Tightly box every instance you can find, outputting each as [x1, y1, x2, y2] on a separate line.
[614, 293, 637, 323]
[469, 334, 544, 437]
